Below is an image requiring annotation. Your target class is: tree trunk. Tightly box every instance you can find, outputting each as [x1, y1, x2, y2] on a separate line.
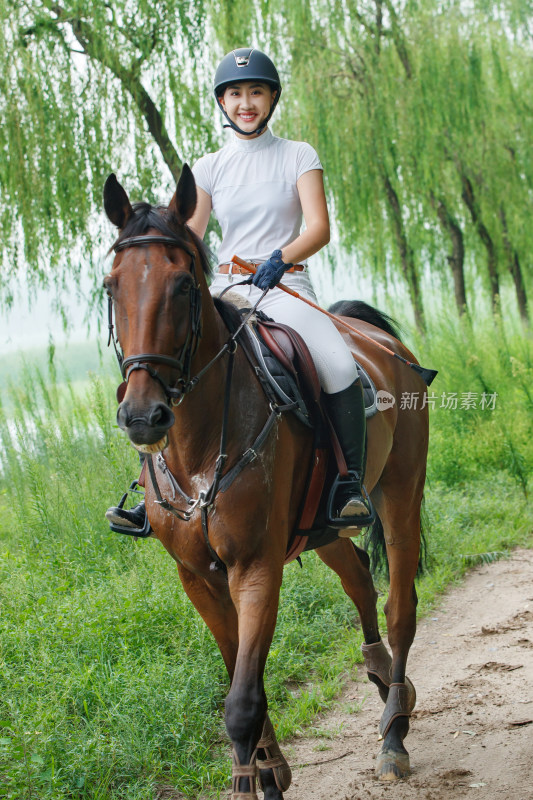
[432, 195, 468, 315]
[49, 5, 183, 181]
[383, 174, 425, 331]
[500, 207, 530, 327]
[460, 174, 500, 312]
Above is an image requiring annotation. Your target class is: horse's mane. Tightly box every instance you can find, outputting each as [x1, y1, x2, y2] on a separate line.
[112, 202, 213, 277]
[213, 297, 244, 333]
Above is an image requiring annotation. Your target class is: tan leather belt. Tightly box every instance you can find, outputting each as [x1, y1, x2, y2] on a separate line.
[218, 261, 306, 275]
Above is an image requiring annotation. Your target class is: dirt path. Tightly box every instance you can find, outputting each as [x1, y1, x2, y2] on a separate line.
[283, 548, 533, 800]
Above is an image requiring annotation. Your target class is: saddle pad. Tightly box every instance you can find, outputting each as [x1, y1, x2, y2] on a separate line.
[246, 322, 378, 421]
[359, 363, 378, 418]
[258, 320, 322, 403]
[245, 324, 312, 427]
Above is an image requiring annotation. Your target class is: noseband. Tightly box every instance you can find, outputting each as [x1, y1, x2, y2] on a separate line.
[107, 234, 203, 405]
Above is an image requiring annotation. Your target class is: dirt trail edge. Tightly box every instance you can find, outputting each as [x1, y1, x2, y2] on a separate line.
[283, 548, 533, 800]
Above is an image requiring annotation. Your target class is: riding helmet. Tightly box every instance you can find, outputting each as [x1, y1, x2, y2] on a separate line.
[214, 48, 282, 136]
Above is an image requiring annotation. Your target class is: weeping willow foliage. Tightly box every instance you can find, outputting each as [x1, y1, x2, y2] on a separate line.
[258, 0, 533, 324]
[1, 0, 532, 324]
[0, 0, 221, 302]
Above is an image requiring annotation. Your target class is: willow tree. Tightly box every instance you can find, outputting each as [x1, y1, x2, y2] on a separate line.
[2, 0, 532, 327]
[259, 0, 533, 326]
[0, 0, 224, 304]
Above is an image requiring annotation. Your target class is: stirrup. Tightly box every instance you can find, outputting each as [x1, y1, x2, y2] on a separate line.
[107, 481, 152, 538]
[327, 472, 375, 530]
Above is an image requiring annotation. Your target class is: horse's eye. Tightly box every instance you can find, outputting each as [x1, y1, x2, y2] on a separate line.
[103, 276, 115, 296]
[172, 277, 192, 298]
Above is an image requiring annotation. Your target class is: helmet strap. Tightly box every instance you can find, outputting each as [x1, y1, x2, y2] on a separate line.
[216, 88, 282, 137]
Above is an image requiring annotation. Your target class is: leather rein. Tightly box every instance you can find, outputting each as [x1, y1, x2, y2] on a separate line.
[108, 234, 203, 406]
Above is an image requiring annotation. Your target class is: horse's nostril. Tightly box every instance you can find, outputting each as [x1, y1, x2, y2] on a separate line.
[149, 403, 174, 429]
[149, 404, 163, 426]
[116, 402, 130, 430]
[117, 400, 174, 434]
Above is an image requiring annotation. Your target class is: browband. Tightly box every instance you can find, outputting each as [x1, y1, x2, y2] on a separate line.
[114, 235, 190, 253]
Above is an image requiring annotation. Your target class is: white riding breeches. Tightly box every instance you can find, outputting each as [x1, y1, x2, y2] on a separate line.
[210, 270, 358, 394]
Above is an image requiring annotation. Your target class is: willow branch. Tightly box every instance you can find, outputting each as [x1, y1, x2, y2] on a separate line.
[44, 2, 182, 181]
[382, 0, 412, 78]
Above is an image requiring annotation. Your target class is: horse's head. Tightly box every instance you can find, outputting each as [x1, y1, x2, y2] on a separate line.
[103, 166, 210, 453]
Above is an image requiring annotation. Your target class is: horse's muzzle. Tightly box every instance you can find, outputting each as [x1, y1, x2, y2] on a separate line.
[116, 400, 175, 447]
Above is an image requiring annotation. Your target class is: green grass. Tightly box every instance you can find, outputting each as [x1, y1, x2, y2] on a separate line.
[0, 340, 116, 411]
[0, 309, 531, 799]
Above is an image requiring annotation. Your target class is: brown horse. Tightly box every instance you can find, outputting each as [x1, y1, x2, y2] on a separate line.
[103, 166, 428, 796]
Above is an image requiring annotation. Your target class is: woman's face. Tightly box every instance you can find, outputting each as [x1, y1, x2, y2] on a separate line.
[220, 81, 276, 138]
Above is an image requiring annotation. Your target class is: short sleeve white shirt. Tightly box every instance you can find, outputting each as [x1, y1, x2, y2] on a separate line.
[192, 129, 322, 265]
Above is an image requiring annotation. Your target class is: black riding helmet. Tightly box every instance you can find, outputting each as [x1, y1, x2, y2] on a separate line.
[214, 48, 282, 137]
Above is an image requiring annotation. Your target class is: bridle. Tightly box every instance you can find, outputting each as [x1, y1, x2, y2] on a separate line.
[107, 234, 203, 405]
[106, 231, 294, 565]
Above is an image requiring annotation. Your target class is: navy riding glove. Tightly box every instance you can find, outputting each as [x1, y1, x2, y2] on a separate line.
[252, 249, 293, 290]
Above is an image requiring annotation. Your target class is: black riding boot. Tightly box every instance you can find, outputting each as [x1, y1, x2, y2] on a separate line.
[106, 453, 151, 537]
[105, 499, 147, 530]
[324, 378, 373, 535]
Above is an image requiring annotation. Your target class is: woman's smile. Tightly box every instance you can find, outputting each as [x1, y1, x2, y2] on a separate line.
[221, 81, 276, 138]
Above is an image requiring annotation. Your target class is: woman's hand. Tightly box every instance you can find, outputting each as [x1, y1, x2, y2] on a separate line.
[252, 250, 293, 290]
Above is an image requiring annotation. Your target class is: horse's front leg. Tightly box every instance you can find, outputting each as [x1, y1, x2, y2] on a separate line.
[176, 553, 290, 799]
[225, 559, 285, 800]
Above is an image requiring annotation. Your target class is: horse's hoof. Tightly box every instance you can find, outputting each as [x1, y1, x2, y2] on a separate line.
[375, 749, 410, 781]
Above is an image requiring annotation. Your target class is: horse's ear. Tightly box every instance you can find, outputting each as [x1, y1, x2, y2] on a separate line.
[169, 164, 197, 224]
[104, 173, 133, 229]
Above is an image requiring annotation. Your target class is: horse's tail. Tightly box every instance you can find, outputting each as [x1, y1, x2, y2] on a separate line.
[328, 300, 402, 342]
[364, 500, 428, 578]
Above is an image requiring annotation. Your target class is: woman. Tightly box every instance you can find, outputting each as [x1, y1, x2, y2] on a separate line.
[107, 47, 370, 534]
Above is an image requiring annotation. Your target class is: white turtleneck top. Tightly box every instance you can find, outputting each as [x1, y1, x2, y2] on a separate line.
[191, 128, 322, 265]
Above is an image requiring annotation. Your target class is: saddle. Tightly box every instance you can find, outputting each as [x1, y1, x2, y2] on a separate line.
[245, 318, 378, 564]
